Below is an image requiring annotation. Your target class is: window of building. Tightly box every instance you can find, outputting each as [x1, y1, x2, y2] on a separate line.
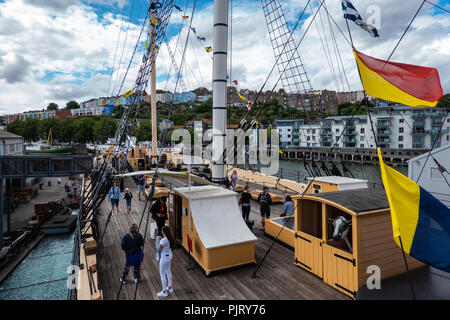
[307, 136, 310, 141]
[307, 143, 310, 147]
[287, 135, 291, 138]
[360, 128, 365, 133]
[335, 128, 340, 133]
[312, 129, 316, 134]
[399, 119, 404, 123]
[399, 144, 403, 149]
[307, 129, 310, 134]
[399, 136, 403, 141]
[360, 144, 364, 148]
[360, 136, 364, 142]
[399, 127, 404, 133]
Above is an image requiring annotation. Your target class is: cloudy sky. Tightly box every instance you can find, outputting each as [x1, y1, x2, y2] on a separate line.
[0, 0, 448, 114]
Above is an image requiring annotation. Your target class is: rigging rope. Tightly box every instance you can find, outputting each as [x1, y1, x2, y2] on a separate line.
[111, 0, 137, 95]
[107, 4, 128, 97]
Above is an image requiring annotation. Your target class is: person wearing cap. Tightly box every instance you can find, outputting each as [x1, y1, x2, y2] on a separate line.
[257, 186, 272, 230]
[124, 188, 133, 214]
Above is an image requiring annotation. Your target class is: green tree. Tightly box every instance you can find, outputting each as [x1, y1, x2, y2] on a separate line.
[47, 102, 59, 110]
[58, 118, 76, 143]
[6, 120, 24, 137]
[437, 93, 450, 109]
[93, 118, 118, 143]
[66, 100, 80, 109]
[73, 117, 95, 143]
[135, 120, 152, 142]
[39, 118, 60, 142]
[22, 119, 41, 142]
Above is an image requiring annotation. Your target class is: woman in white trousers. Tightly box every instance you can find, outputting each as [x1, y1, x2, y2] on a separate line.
[155, 225, 174, 297]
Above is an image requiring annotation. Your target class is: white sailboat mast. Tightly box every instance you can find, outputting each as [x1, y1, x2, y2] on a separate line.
[211, 0, 228, 182]
[150, 11, 158, 164]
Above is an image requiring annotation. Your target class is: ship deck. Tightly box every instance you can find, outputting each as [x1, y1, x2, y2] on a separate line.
[95, 177, 349, 300]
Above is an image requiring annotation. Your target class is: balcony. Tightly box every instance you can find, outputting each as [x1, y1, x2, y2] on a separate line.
[342, 137, 356, 143]
[431, 119, 443, 126]
[376, 129, 390, 136]
[345, 121, 356, 128]
[411, 111, 426, 118]
[411, 128, 428, 135]
[320, 129, 332, 136]
[430, 128, 446, 135]
[319, 137, 332, 143]
[343, 129, 357, 135]
[429, 111, 445, 118]
[413, 143, 425, 149]
[376, 121, 390, 127]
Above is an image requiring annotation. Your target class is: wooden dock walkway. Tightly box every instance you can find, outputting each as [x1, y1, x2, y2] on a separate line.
[95, 177, 349, 300]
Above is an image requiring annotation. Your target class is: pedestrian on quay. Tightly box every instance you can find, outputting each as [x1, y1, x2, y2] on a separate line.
[108, 181, 121, 214]
[124, 188, 133, 214]
[257, 186, 272, 230]
[281, 195, 295, 217]
[230, 170, 238, 192]
[156, 226, 175, 297]
[137, 175, 146, 201]
[151, 196, 168, 235]
[239, 184, 252, 221]
[120, 223, 144, 284]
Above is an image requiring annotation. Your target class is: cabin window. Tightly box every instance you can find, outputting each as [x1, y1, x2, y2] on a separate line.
[325, 205, 353, 253]
[298, 199, 322, 238]
[312, 184, 321, 193]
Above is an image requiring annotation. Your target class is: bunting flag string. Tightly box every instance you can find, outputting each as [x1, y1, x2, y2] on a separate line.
[236, 91, 248, 101]
[172, 3, 212, 55]
[123, 88, 135, 98]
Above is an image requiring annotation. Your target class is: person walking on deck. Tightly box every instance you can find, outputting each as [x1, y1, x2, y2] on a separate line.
[151, 196, 168, 235]
[281, 195, 295, 217]
[239, 184, 251, 221]
[230, 170, 238, 192]
[124, 188, 133, 214]
[137, 175, 146, 201]
[156, 226, 175, 297]
[257, 186, 272, 230]
[120, 223, 144, 284]
[108, 181, 121, 214]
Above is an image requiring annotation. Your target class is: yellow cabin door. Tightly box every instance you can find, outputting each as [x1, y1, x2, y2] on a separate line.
[294, 231, 323, 278]
[323, 244, 357, 298]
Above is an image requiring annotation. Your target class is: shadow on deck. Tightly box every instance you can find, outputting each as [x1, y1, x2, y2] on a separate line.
[95, 178, 349, 300]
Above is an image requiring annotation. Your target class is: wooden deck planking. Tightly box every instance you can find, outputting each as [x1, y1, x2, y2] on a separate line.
[95, 178, 349, 300]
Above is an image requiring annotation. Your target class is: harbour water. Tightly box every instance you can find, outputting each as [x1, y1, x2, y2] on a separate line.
[0, 232, 74, 300]
[276, 160, 408, 189]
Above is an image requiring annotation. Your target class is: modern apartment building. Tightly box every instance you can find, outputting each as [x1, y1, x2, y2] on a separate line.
[276, 105, 450, 150]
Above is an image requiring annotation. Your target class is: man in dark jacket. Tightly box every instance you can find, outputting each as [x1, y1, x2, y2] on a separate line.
[257, 186, 272, 230]
[151, 196, 168, 236]
[120, 223, 144, 284]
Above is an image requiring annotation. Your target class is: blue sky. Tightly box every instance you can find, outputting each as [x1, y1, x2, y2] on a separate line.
[0, 0, 449, 113]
